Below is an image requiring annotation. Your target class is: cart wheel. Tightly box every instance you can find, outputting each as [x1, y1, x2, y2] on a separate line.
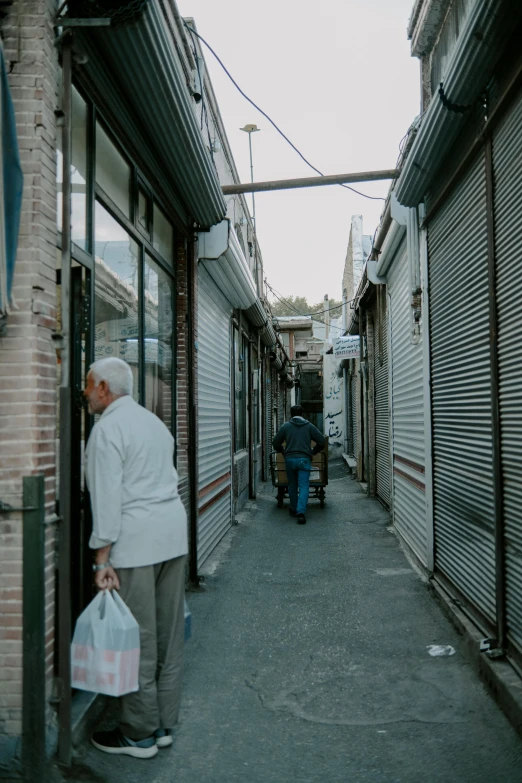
[319, 488, 325, 508]
[277, 487, 285, 508]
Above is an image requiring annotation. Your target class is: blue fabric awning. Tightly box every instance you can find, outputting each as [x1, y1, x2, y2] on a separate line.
[0, 41, 23, 318]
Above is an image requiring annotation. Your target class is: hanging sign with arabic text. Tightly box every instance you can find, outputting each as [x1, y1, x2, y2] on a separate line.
[333, 335, 360, 358]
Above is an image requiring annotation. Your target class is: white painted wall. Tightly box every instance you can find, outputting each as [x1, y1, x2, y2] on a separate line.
[323, 352, 344, 458]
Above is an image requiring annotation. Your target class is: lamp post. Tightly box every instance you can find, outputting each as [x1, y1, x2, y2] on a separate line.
[240, 124, 260, 230]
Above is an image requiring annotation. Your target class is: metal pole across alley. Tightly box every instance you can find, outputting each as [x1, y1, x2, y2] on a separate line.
[222, 168, 398, 195]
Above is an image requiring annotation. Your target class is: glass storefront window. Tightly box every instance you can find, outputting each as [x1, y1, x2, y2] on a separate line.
[234, 329, 247, 451]
[95, 121, 131, 218]
[144, 253, 174, 426]
[57, 86, 89, 250]
[93, 201, 139, 400]
[153, 203, 173, 263]
[138, 188, 150, 233]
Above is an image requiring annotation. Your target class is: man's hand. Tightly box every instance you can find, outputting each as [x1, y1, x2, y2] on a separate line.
[94, 565, 120, 592]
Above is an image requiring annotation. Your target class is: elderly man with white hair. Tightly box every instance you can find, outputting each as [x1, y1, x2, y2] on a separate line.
[84, 357, 188, 759]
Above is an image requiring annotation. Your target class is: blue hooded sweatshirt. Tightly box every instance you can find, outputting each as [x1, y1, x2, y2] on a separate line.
[272, 416, 325, 459]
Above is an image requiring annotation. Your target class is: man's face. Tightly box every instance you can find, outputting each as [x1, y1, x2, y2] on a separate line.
[84, 372, 110, 415]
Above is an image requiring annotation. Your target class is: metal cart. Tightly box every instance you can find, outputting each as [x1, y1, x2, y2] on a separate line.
[270, 448, 329, 508]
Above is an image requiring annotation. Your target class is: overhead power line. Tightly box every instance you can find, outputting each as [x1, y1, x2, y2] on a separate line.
[265, 281, 350, 332]
[184, 23, 385, 202]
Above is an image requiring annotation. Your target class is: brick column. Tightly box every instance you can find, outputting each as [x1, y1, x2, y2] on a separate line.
[0, 0, 59, 739]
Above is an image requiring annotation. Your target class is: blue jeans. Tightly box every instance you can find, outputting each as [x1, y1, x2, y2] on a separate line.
[285, 457, 312, 515]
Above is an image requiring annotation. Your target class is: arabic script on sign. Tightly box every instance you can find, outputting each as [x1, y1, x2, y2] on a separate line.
[333, 336, 360, 358]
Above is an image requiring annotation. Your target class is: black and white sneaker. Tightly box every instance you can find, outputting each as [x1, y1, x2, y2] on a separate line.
[91, 729, 158, 759]
[154, 728, 173, 748]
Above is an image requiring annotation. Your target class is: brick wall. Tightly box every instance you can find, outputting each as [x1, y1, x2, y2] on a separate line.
[0, 0, 60, 738]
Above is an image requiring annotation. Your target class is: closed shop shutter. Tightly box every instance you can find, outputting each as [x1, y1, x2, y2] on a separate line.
[266, 363, 272, 473]
[350, 365, 357, 458]
[388, 243, 427, 563]
[428, 153, 496, 625]
[197, 268, 233, 567]
[278, 377, 285, 427]
[272, 367, 280, 436]
[374, 296, 391, 507]
[493, 88, 522, 654]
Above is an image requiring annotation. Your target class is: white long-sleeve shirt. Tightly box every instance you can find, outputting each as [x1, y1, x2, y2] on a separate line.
[86, 395, 188, 568]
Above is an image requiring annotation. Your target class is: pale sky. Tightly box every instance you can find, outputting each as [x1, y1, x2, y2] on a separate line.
[177, 0, 420, 303]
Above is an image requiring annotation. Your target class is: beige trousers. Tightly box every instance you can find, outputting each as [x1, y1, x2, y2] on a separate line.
[116, 555, 187, 740]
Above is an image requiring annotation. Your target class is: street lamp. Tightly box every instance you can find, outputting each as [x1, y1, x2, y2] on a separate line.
[240, 124, 260, 230]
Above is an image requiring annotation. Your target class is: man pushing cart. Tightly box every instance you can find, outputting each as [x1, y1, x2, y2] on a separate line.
[272, 405, 326, 525]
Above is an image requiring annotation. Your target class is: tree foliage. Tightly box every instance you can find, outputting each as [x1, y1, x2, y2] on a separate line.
[269, 295, 343, 323]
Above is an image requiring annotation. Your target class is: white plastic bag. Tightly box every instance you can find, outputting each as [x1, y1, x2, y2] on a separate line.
[71, 590, 140, 697]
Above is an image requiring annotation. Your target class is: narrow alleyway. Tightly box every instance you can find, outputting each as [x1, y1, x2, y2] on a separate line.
[69, 462, 522, 783]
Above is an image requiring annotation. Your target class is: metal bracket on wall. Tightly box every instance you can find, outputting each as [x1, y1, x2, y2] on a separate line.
[57, 19, 112, 27]
[0, 500, 37, 515]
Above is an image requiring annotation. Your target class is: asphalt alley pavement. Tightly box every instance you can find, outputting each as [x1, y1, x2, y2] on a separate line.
[67, 459, 522, 783]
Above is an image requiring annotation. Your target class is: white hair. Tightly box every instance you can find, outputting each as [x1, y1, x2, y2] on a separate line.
[89, 358, 133, 397]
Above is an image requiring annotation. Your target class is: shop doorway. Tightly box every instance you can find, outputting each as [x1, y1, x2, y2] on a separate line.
[70, 263, 94, 625]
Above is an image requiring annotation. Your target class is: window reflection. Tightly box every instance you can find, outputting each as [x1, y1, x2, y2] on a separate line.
[144, 254, 173, 426]
[234, 330, 248, 451]
[57, 87, 88, 250]
[96, 122, 131, 218]
[94, 201, 139, 401]
[153, 203, 173, 263]
[138, 189, 150, 233]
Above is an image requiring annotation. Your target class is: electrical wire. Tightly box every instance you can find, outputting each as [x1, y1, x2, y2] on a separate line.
[183, 23, 385, 202]
[186, 27, 215, 154]
[265, 280, 350, 332]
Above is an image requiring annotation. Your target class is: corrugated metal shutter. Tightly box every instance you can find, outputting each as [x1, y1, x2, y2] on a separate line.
[278, 377, 285, 427]
[428, 153, 496, 624]
[197, 268, 232, 566]
[350, 366, 357, 458]
[266, 362, 272, 476]
[493, 89, 522, 653]
[374, 295, 391, 507]
[388, 242, 427, 564]
[272, 367, 280, 436]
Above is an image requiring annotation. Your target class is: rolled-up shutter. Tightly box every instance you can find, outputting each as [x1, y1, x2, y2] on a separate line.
[374, 295, 391, 507]
[388, 243, 427, 564]
[71, 1, 226, 229]
[197, 268, 232, 566]
[493, 88, 522, 654]
[428, 152, 496, 626]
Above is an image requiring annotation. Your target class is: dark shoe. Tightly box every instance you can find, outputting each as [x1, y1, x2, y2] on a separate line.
[91, 729, 158, 759]
[297, 514, 306, 525]
[155, 728, 173, 748]
[289, 508, 297, 517]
